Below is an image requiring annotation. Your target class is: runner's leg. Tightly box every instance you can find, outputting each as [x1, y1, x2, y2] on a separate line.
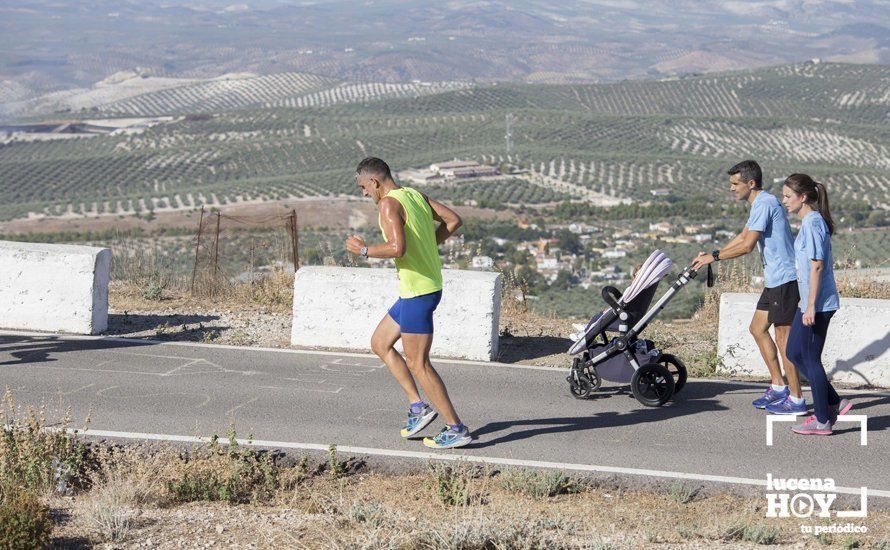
[402, 332, 461, 427]
[749, 309, 784, 386]
[774, 324, 801, 397]
[370, 313, 421, 403]
[804, 311, 836, 424]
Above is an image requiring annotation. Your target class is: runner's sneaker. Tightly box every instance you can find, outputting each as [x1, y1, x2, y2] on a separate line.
[753, 386, 790, 409]
[765, 396, 808, 416]
[401, 405, 438, 438]
[792, 415, 832, 436]
[423, 425, 472, 449]
[829, 399, 853, 425]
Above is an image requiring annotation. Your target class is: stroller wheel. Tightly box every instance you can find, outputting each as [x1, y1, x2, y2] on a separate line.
[657, 353, 687, 394]
[568, 371, 594, 399]
[631, 363, 675, 407]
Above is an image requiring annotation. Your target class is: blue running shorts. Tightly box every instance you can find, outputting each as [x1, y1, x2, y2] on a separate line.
[387, 290, 442, 334]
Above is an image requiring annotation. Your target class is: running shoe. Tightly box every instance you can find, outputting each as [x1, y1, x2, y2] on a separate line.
[753, 386, 790, 409]
[829, 398, 853, 424]
[401, 405, 438, 438]
[792, 415, 832, 436]
[423, 425, 472, 449]
[765, 396, 808, 416]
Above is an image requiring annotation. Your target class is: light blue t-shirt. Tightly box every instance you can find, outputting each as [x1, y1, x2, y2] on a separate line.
[795, 211, 839, 312]
[746, 191, 797, 288]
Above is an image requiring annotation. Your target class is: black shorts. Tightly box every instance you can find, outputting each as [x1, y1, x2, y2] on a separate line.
[756, 280, 799, 326]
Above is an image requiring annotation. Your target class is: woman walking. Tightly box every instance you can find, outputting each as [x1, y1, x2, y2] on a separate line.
[781, 174, 851, 435]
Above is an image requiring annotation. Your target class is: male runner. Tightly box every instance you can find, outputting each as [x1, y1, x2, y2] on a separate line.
[346, 157, 472, 448]
[691, 160, 806, 415]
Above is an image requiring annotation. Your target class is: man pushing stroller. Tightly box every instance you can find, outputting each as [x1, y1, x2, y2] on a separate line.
[690, 160, 805, 415]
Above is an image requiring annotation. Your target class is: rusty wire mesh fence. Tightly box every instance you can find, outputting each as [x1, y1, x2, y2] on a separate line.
[188, 206, 299, 299]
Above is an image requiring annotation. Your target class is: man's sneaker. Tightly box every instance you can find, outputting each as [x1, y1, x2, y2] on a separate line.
[753, 386, 790, 409]
[829, 399, 853, 425]
[400, 406, 437, 438]
[423, 425, 472, 449]
[765, 396, 808, 416]
[792, 415, 832, 436]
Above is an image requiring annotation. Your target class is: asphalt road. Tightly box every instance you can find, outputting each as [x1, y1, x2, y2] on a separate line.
[1, 331, 887, 498]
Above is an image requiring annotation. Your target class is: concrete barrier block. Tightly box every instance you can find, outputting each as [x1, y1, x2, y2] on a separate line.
[717, 292, 890, 388]
[291, 266, 501, 361]
[0, 241, 111, 334]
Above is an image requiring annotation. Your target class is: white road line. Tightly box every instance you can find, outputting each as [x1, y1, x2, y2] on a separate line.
[61, 427, 890, 499]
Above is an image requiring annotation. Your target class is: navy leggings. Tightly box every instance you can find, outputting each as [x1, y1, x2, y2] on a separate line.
[786, 308, 838, 423]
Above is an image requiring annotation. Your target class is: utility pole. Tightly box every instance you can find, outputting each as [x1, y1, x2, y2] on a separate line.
[189, 205, 205, 294]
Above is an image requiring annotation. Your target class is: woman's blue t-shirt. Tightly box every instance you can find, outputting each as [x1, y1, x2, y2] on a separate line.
[794, 211, 840, 312]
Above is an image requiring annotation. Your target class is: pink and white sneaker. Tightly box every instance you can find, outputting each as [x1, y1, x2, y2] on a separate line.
[791, 415, 832, 436]
[830, 399, 853, 423]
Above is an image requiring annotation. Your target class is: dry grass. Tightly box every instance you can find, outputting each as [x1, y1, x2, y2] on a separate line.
[110, 243, 295, 314]
[47, 461, 889, 548]
[109, 272, 294, 315]
[834, 243, 890, 299]
[0, 392, 882, 548]
[78, 445, 177, 542]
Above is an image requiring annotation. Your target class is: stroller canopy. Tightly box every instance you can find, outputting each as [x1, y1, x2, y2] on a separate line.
[620, 249, 673, 304]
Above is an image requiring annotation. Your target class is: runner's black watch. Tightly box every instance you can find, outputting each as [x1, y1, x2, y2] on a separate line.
[711, 249, 720, 262]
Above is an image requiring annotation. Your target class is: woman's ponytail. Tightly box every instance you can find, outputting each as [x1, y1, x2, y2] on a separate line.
[814, 181, 835, 236]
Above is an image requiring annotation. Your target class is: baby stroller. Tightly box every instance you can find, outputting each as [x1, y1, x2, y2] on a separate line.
[566, 250, 710, 407]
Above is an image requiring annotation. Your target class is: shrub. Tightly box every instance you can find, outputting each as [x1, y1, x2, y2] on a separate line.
[346, 500, 387, 528]
[167, 430, 278, 504]
[497, 468, 584, 499]
[0, 485, 53, 550]
[82, 482, 136, 543]
[722, 522, 781, 545]
[413, 516, 584, 550]
[0, 389, 91, 495]
[82, 445, 171, 542]
[668, 481, 699, 504]
[427, 461, 478, 507]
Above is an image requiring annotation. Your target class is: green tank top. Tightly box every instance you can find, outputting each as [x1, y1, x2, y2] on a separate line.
[379, 187, 443, 298]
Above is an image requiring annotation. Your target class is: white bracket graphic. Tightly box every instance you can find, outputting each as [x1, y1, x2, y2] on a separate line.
[836, 486, 869, 518]
[766, 415, 867, 446]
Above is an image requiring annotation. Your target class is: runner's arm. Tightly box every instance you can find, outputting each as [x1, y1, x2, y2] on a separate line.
[345, 197, 406, 259]
[719, 227, 760, 260]
[690, 227, 759, 269]
[722, 229, 747, 251]
[424, 195, 463, 245]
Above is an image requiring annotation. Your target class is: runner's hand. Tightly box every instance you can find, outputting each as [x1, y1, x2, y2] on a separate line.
[802, 305, 816, 327]
[690, 251, 714, 271]
[345, 235, 366, 255]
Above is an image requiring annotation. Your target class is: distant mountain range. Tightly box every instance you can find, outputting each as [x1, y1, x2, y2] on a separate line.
[1, 0, 887, 103]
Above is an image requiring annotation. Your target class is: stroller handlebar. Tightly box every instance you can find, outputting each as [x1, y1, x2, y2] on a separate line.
[681, 263, 715, 287]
